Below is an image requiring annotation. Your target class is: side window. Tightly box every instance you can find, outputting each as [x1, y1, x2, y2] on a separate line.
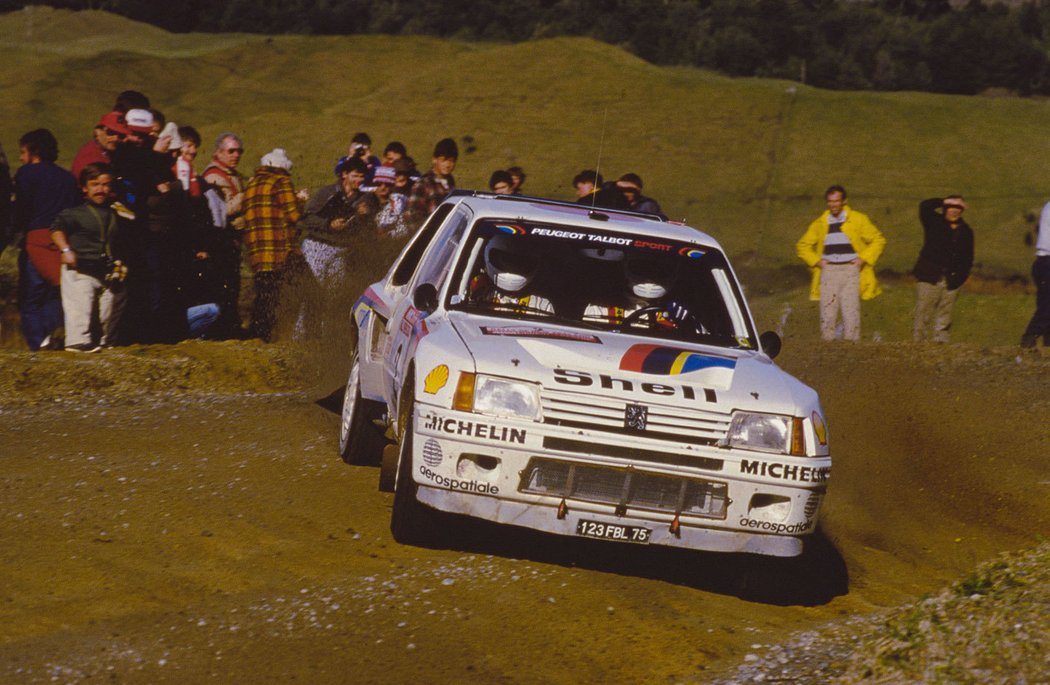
[413, 205, 473, 292]
[390, 202, 457, 286]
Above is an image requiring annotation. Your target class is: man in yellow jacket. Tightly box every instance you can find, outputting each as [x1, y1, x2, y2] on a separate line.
[796, 185, 886, 341]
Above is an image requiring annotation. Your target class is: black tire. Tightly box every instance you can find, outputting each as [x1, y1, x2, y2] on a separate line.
[338, 351, 387, 465]
[378, 443, 399, 493]
[390, 406, 430, 545]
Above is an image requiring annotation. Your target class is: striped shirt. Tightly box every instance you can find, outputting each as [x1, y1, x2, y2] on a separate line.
[822, 211, 857, 263]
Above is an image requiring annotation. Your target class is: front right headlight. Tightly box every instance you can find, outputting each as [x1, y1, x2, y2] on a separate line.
[721, 411, 806, 456]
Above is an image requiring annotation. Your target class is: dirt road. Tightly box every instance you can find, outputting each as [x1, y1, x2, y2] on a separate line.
[1, 341, 1047, 684]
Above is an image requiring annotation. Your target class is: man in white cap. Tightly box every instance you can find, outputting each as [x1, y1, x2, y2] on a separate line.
[109, 107, 192, 343]
[241, 148, 303, 341]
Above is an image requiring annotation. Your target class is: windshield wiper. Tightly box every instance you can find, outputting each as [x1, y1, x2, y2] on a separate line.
[455, 300, 606, 330]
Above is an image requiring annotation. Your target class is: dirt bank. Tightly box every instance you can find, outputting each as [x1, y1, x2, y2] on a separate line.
[0, 340, 1047, 684]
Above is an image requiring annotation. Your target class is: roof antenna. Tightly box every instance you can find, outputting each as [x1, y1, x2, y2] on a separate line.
[591, 105, 609, 208]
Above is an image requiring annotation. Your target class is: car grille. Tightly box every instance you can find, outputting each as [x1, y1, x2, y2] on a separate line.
[519, 458, 728, 519]
[541, 386, 732, 445]
[542, 436, 723, 471]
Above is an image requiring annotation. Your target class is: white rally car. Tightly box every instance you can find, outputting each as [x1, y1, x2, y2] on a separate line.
[339, 192, 830, 557]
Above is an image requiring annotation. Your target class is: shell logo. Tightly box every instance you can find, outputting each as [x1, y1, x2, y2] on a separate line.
[424, 365, 450, 394]
[619, 344, 735, 376]
[812, 411, 828, 446]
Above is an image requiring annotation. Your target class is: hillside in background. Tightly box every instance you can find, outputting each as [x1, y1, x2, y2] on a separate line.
[1, 7, 1047, 340]
[5, 0, 1050, 96]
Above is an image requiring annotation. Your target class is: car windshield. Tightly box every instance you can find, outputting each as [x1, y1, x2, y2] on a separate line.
[447, 219, 758, 349]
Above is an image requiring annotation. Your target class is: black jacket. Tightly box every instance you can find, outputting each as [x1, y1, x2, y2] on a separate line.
[298, 183, 376, 248]
[913, 198, 975, 290]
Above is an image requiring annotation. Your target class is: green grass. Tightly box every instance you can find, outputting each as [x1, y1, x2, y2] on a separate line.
[746, 277, 1035, 348]
[0, 7, 1044, 349]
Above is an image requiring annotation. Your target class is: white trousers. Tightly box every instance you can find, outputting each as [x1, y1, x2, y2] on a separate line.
[60, 265, 127, 347]
[819, 263, 861, 341]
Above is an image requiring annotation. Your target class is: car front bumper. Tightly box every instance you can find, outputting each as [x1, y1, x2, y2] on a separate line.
[411, 405, 829, 558]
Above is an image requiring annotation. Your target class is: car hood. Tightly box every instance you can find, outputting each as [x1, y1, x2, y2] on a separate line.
[448, 313, 799, 406]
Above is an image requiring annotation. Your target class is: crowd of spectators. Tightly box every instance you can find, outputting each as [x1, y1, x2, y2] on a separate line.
[0, 89, 668, 351]
[1, 93, 1047, 352]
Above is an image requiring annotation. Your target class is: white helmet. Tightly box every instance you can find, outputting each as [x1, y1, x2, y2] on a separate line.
[625, 254, 677, 300]
[484, 234, 540, 293]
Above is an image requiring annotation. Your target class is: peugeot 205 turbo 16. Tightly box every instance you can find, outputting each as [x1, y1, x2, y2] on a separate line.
[339, 191, 830, 558]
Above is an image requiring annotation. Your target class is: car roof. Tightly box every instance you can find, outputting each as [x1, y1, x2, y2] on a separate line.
[448, 190, 724, 250]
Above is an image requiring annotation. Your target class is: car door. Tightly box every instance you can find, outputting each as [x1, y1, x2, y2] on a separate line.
[384, 203, 474, 421]
[357, 202, 459, 400]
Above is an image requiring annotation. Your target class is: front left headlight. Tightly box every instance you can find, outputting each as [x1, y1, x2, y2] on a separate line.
[454, 373, 542, 421]
[721, 411, 806, 456]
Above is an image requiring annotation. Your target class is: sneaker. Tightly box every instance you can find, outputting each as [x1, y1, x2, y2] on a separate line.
[66, 343, 102, 353]
[1021, 334, 1039, 349]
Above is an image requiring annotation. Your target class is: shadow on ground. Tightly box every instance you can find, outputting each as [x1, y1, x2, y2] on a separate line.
[411, 512, 848, 607]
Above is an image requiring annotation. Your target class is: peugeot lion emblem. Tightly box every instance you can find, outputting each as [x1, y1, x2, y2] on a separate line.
[624, 403, 648, 431]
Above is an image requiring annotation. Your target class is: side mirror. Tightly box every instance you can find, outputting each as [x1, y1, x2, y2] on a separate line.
[413, 283, 439, 313]
[759, 331, 782, 359]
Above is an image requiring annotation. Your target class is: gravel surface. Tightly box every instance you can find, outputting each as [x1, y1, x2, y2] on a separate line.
[1, 340, 1047, 684]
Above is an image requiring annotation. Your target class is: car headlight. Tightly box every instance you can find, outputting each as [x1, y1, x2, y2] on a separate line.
[721, 411, 806, 456]
[453, 373, 542, 421]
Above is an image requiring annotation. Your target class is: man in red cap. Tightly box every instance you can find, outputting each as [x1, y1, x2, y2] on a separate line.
[71, 112, 130, 180]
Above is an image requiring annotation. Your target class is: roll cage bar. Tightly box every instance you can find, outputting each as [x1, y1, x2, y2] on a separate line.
[445, 189, 668, 223]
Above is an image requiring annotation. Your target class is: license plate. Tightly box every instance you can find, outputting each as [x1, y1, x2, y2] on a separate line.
[576, 519, 651, 544]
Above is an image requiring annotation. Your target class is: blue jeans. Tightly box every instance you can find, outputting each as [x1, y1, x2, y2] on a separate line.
[187, 303, 220, 339]
[18, 249, 63, 351]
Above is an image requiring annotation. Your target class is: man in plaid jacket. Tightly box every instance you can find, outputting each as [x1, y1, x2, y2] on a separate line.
[242, 148, 303, 341]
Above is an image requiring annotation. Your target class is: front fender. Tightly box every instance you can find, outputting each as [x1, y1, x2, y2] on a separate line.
[389, 312, 475, 437]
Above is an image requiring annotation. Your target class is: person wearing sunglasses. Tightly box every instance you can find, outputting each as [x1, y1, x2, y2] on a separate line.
[203, 133, 246, 232]
[202, 133, 248, 337]
[72, 111, 129, 180]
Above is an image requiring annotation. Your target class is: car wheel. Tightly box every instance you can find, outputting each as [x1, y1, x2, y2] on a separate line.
[338, 351, 387, 465]
[390, 407, 430, 544]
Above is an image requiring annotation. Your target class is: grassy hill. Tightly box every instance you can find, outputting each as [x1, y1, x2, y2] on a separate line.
[1, 6, 1046, 345]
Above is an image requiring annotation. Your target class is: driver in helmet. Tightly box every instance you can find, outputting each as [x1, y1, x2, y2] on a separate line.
[469, 233, 554, 314]
[583, 252, 701, 332]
